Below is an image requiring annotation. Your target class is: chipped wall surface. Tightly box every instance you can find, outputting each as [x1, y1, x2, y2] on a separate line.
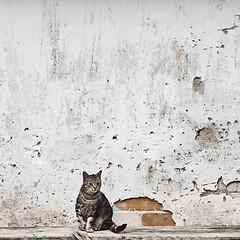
[0, 0, 240, 227]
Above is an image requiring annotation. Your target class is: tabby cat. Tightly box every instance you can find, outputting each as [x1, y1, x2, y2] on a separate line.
[75, 170, 127, 233]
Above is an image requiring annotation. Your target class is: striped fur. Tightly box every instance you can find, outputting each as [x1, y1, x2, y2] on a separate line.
[75, 170, 127, 233]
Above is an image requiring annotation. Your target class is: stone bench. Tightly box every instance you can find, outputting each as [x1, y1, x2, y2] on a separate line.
[0, 226, 240, 240]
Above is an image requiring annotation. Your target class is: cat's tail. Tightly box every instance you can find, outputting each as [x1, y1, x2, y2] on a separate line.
[109, 223, 127, 233]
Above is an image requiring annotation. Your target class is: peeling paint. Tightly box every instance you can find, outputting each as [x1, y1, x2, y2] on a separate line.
[195, 127, 218, 147]
[201, 177, 240, 198]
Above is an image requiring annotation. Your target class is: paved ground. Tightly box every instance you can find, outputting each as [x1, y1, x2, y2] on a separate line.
[0, 226, 239, 240]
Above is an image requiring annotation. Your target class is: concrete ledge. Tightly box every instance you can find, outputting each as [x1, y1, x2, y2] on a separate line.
[0, 226, 240, 240]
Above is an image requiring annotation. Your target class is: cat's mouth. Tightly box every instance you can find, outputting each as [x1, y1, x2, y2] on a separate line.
[90, 189, 99, 194]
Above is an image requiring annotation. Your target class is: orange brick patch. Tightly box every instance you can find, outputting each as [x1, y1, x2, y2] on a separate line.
[142, 212, 176, 226]
[114, 197, 163, 211]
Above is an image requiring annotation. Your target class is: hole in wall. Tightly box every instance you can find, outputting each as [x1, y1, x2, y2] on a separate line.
[195, 127, 218, 147]
[192, 77, 205, 95]
[112, 135, 118, 140]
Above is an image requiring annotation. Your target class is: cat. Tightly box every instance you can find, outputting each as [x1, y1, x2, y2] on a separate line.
[75, 170, 127, 233]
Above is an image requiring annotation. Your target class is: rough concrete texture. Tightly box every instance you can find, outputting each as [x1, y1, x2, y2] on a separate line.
[0, 227, 240, 240]
[0, 0, 240, 227]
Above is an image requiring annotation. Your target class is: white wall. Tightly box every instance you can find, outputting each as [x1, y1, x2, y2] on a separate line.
[0, 0, 240, 227]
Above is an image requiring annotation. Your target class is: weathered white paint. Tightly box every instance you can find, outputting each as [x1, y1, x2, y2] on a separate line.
[0, 0, 240, 227]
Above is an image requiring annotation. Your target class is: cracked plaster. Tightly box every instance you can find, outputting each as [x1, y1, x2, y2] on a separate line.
[0, 0, 240, 227]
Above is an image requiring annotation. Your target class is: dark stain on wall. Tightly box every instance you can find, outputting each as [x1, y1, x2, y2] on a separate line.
[192, 77, 204, 95]
[237, 131, 240, 143]
[195, 127, 218, 147]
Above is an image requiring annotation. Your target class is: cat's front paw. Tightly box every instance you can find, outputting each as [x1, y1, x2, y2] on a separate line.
[78, 223, 86, 231]
[86, 227, 94, 233]
[93, 226, 101, 231]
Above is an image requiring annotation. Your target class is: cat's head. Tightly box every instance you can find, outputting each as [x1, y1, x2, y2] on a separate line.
[81, 170, 102, 195]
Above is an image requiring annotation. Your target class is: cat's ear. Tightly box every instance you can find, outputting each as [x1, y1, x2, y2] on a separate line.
[83, 171, 89, 181]
[97, 170, 102, 178]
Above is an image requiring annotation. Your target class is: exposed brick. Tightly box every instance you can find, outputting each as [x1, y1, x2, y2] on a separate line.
[142, 212, 176, 226]
[114, 197, 163, 211]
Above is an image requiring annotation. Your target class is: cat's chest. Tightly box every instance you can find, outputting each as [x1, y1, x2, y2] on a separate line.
[79, 198, 99, 217]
